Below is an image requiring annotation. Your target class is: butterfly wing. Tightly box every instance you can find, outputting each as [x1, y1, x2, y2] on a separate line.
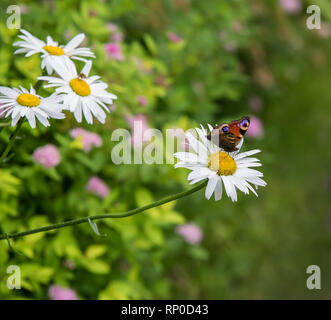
[206, 117, 250, 152]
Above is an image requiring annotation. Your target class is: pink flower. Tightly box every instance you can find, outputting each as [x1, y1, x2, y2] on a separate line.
[168, 32, 182, 43]
[137, 95, 148, 107]
[279, 0, 302, 14]
[107, 23, 118, 33]
[246, 116, 264, 138]
[48, 285, 78, 300]
[104, 42, 124, 61]
[86, 176, 110, 198]
[33, 144, 60, 168]
[248, 95, 263, 112]
[176, 223, 203, 245]
[70, 128, 102, 152]
[126, 114, 152, 148]
[112, 32, 124, 42]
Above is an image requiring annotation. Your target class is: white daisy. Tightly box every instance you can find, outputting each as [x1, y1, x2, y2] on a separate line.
[0, 85, 65, 128]
[13, 29, 95, 74]
[38, 59, 117, 124]
[174, 125, 267, 202]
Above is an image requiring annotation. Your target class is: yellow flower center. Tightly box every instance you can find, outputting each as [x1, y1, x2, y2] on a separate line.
[69, 78, 91, 96]
[208, 151, 237, 176]
[43, 45, 65, 56]
[16, 93, 41, 107]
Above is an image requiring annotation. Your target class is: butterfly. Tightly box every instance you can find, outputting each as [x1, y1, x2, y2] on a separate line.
[206, 116, 250, 152]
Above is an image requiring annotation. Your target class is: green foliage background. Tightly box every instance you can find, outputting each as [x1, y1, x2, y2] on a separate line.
[0, 0, 330, 299]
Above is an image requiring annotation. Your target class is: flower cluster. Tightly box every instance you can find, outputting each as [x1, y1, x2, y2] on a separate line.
[0, 29, 117, 128]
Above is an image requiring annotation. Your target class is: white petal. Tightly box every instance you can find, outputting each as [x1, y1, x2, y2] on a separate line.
[0, 87, 19, 99]
[26, 109, 36, 128]
[81, 60, 92, 77]
[64, 33, 85, 51]
[235, 149, 261, 160]
[214, 178, 223, 201]
[73, 100, 82, 122]
[205, 175, 218, 200]
[185, 132, 208, 159]
[221, 176, 238, 202]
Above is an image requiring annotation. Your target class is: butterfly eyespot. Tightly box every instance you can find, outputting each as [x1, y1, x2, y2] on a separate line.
[222, 126, 229, 133]
[240, 119, 249, 129]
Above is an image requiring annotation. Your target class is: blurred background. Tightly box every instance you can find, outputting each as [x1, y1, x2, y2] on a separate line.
[0, 0, 330, 299]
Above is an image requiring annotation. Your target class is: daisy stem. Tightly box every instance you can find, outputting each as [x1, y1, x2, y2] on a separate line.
[0, 118, 24, 164]
[0, 181, 207, 241]
[34, 78, 44, 92]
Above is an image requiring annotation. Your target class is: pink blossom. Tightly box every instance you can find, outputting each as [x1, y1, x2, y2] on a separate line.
[104, 42, 124, 61]
[168, 32, 182, 43]
[176, 223, 203, 245]
[246, 116, 264, 138]
[70, 128, 102, 152]
[33, 144, 60, 168]
[106, 23, 118, 33]
[137, 95, 148, 107]
[279, 0, 302, 14]
[48, 285, 78, 300]
[248, 95, 263, 112]
[112, 32, 124, 42]
[86, 176, 110, 198]
[126, 114, 152, 148]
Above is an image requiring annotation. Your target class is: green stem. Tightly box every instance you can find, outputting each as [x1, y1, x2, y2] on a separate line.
[33, 78, 44, 92]
[0, 118, 24, 164]
[0, 181, 207, 241]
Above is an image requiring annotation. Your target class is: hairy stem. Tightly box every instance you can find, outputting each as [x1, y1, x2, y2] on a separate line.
[0, 181, 207, 241]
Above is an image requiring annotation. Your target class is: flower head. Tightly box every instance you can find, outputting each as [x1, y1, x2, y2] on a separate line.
[70, 128, 102, 152]
[33, 144, 61, 168]
[86, 176, 110, 198]
[48, 285, 78, 300]
[279, 0, 302, 14]
[0, 85, 64, 128]
[104, 42, 124, 61]
[174, 125, 267, 202]
[14, 29, 95, 74]
[168, 32, 182, 43]
[112, 32, 124, 42]
[107, 23, 118, 33]
[137, 95, 148, 107]
[39, 59, 117, 124]
[176, 223, 203, 245]
[246, 116, 264, 139]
